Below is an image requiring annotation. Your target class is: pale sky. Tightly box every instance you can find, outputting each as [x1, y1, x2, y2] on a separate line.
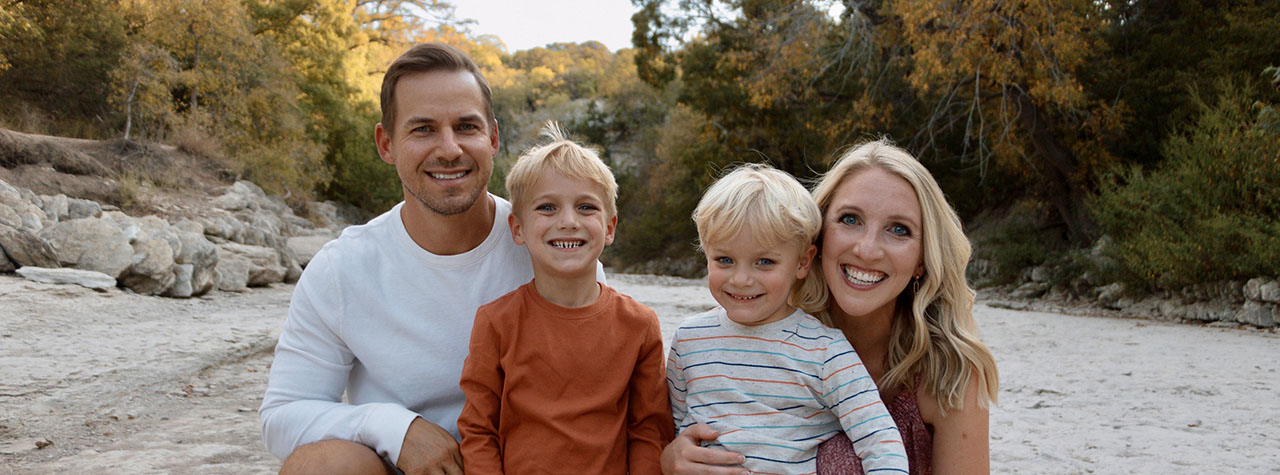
[451, 0, 639, 53]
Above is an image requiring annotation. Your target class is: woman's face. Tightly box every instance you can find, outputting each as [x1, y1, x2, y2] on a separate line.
[820, 167, 924, 322]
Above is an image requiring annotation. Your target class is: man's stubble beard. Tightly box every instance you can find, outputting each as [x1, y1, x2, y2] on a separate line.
[404, 181, 486, 217]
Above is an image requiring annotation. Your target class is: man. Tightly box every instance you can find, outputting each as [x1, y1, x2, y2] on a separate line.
[260, 43, 590, 475]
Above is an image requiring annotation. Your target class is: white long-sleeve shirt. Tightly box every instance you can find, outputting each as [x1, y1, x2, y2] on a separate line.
[259, 196, 538, 464]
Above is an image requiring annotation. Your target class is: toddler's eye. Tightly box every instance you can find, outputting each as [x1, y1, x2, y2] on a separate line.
[535, 204, 555, 212]
[756, 258, 775, 266]
[714, 256, 733, 265]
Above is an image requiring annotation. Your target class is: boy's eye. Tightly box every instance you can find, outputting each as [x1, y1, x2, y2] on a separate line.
[535, 204, 555, 212]
[890, 224, 911, 236]
[755, 258, 775, 266]
[578, 204, 598, 212]
[714, 256, 733, 265]
[839, 213, 860, 226]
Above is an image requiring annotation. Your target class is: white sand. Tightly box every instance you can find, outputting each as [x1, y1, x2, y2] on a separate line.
[1, 272, 1276, 473]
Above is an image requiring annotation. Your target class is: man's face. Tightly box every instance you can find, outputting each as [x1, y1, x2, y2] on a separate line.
[376, 70, 499, 216]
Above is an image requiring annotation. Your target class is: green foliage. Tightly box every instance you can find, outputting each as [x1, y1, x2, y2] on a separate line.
[968, 201, 1054, 286]
[1092, 81, 1280, 289]
[0, 0, 129, 134]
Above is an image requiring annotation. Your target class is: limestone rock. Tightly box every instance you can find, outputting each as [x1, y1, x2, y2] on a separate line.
[16, 266, 115, 289]
[38, 217, 133, 278]
[1011, 281, 1049, 299]
[1235, 301, 1278, 327]
[174, 230, 218, 296]
[165, 263, 195, 298]
[287, 234, 334, 267]
[0, 224, 59, 269]
[119, 236, 176, 295]
[1259, 280, 1280, 304]
[214, 250, 251, 292]
[66, 198, 102, 219]
[39, 193, 69, 222]
[216, 242, 284, 287]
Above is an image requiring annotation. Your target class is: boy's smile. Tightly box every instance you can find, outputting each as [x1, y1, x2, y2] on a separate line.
[703, 233, 815, 326]
[510, 168, 616, 285]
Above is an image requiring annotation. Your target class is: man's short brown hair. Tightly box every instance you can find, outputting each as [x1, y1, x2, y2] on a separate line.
[379, 43, 496, 134]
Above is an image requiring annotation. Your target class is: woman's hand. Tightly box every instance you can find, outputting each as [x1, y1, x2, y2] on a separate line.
[661, 423, 748, 475]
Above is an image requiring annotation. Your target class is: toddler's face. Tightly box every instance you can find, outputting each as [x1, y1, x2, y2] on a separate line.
[703, 234, 815, 326]
[510, 168, 615, 281]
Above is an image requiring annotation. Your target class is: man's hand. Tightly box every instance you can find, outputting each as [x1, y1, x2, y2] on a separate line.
[396, 418, 464, 475]
[661, 423, 748, 475]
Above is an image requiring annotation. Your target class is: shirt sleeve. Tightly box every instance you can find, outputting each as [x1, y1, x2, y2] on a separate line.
[258, 251, 420, 465]
[457, 305, 505, 474]
[820, 338, 909, 474]
[666, 327, 689, 434]
[626, 310, 676, 475]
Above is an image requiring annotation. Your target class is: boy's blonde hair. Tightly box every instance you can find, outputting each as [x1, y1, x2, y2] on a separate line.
[505, 122, 618, 216]
[692, 164, 824, 313]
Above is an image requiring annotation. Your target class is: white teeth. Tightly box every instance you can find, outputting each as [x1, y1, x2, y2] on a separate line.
[430, 171, 466, 179]
[728, 292, 761, 301]
[551, 240, 583, 249]
[843, 266, 886, 285]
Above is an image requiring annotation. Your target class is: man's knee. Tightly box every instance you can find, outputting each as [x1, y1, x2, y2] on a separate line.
[279, 439, 397, 475]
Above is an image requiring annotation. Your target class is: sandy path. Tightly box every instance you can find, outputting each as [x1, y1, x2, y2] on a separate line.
[1, 273, 1277, 474]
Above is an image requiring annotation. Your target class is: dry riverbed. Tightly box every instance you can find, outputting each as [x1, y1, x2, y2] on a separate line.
[1, 273, 1277, 474]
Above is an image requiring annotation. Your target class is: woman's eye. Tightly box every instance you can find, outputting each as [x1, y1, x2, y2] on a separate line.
[890, 224, 911, 236]
[839, 214, 860, 226]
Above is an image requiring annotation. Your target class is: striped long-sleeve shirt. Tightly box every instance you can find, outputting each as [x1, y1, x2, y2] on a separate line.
[667, 308, 909, 475]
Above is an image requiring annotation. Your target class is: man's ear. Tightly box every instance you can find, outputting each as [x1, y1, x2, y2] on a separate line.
[509, 212, 525, 246]
[375, 123, 394, 165]
[603, 214, 618, 246]
[488, 119, 501, 155]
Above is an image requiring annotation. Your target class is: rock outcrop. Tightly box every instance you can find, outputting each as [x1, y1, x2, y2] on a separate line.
[0, 178, 352, 296]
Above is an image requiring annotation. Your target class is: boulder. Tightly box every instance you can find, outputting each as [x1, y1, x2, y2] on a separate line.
[165, 263, 195, 298]
[174, 230, 218, 295]
[1010, 281, 1049, 299]
[39, 193, 69, 222]
[1259, 280, 1280, 304]
[1235, 301, 1278, 327]
[66, 198, 102, 219]
[213, 250, 251, 292]
[0, 224, 59, 269]
[119, 236, 176, 295]
[287, 234, 334, 267]
[38, 217, 133, 278]
[16, 266, 115, 289]
[217, 242, 285, 287]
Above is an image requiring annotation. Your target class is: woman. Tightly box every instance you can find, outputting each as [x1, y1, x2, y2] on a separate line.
[662, 139, 999, 474]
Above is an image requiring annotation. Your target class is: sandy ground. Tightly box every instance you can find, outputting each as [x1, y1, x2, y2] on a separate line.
[1, 272, 1277, 474]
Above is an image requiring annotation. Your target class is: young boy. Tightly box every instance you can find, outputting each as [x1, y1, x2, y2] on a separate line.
[457, 123, 672, 474]
[668, 164, 909, 474]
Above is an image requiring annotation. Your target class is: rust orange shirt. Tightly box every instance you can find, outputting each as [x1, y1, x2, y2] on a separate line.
[458, 282, 673, 474]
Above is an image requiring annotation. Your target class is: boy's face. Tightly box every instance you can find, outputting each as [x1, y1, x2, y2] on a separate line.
[509, 168, 616, 281]
[703, 233, 816, 326]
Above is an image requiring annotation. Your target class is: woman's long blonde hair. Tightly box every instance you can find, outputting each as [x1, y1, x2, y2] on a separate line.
[804, 139, 999, 412]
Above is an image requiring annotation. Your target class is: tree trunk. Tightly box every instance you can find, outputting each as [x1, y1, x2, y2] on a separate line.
[1013, 88, 1097, 243]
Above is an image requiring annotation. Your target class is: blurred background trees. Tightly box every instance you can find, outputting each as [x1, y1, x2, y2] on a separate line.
[1, 0, 1277, 288]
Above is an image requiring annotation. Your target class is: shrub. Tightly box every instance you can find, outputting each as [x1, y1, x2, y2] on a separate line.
[1091, 80, 1280, 289]
[967, 200, 1054, 286]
